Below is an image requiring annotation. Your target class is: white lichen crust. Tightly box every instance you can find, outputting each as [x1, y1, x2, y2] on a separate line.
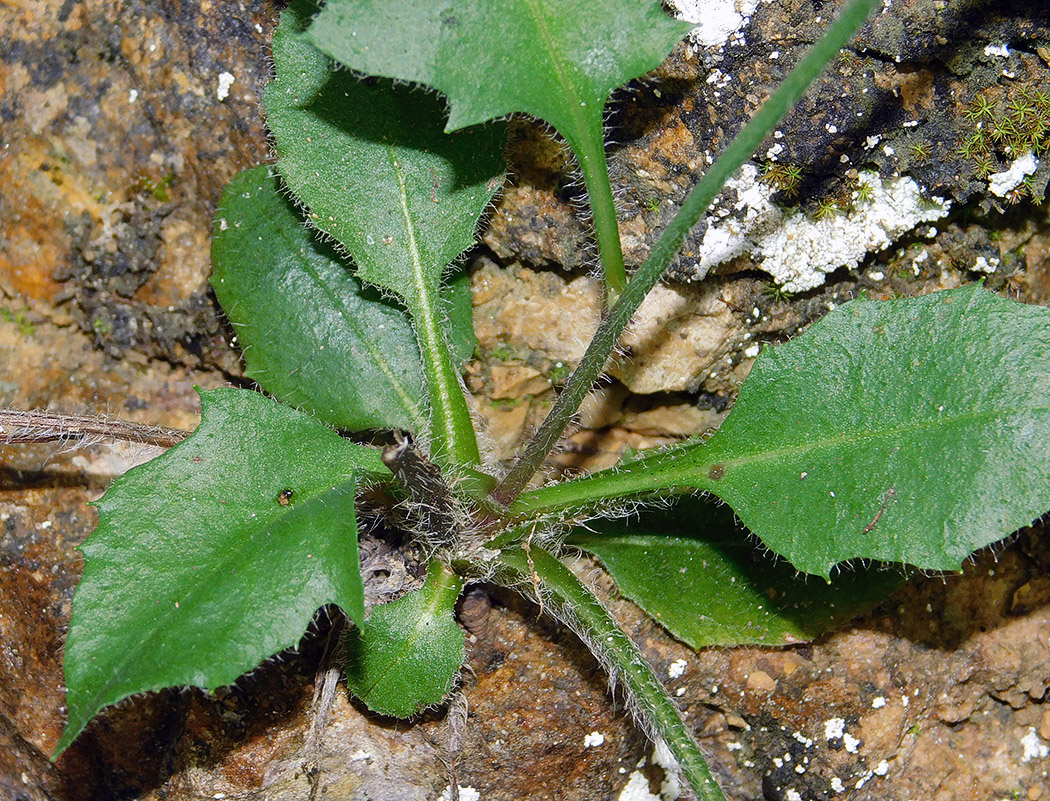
[988, 152, 1038, 198]
[692, 166, 951, 293]
[669, 0, 763, 49]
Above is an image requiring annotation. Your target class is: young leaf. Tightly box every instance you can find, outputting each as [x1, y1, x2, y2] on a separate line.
[55, 388, 386, 757]
[212, 167, 424, 432]
[517, 286, 1050, 577]
[307, 0, 691, 294]
[266, 0, 504, 464]
[569, 498, 907, 649]
[344, 560, 465, 718]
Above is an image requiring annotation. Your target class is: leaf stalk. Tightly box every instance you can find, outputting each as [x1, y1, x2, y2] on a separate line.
[412, 298, 482, 468]
[573, 125, 627, 302]
[495, 545, 728, 801]
[490, 0, 881, 506]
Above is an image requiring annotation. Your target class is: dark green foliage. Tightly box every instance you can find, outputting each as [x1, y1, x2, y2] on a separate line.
[55, 3, 1050, 800]
[56, 388, 386, 755]
[519, 285, 1050, 577]
[344, 561, 465, 717]
[570, 498, 907, 648]
[212, 168, 425, 431]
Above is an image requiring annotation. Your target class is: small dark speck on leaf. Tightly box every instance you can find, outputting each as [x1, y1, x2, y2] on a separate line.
[708, 464, 725, 480]
[191, 456, 203, 463]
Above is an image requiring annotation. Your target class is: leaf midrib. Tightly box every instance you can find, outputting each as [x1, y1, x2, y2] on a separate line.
[387, 144, 460, 448]
[518, 0, 594, 139]
[521, 401, 1050, 516]
[702, 402, 1050, 476]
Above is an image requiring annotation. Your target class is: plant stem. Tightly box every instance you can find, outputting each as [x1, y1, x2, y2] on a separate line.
[0, 409, 188, 448]
[509, 437, 722, 519]
[572, 125, 627, 301]
[489, 0, 881, 507]
[424, 559, 466, 608]
[494, 545, 728, 801]
[414, 309, 481, 469]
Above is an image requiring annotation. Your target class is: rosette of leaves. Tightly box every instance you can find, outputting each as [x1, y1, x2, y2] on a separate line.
[54, 2, 1050, 800]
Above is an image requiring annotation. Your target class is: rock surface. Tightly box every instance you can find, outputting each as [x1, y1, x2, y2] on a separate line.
[1, 1, 1049, 800]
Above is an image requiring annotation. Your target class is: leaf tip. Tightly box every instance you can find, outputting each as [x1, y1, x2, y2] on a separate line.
[344, 597, 365, 630]
[51, 718, 87, 762]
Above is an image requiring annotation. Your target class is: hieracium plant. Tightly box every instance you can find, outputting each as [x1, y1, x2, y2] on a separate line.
[33, 0, 1050, 798]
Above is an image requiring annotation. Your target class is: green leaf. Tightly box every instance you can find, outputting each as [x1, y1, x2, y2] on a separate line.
[344, 560, 465, 718]
[569, 498, 907, 649]
[55, 388, 387, 757]
[517, 286, 1050, 577]
[211, 167, 425, 432]
[443, 265, 477, 369]
[266, 0, 503, 315]
[266, 0, 503, 464]
[308, 0, 690, 138]
[307, 0, 691, 294]
[488, 0, 883, 502]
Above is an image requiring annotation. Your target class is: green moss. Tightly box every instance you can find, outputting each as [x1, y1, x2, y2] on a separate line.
[489, 342, 514, 362]
[813, 197, 840, 221]
[0, 307, 36, 337]
[853, 181, 875, 204]
[759, 162, 803, 198]
[908, 140, 931, 163]
[957, 81, 1050, 200]
[547, 360, 571, 384]
[1021, 175, 1045, 202]
[128, 170, 178, 202]
[762, 282, 795, 303]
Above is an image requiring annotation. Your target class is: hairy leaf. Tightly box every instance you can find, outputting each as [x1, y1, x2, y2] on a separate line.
[307, 0, 690, 145]
[488, 0, 883, 500]
[212, 167, 424, 431]
[518, 286, 1050, 576]
[211, 168, 476, 432]
[569, 499, 906, 649]
[344, 561, 464, 717]
[55, 388, 387, 756]
[307, 0, 690, 293]
[266, 0, 501, 463]
[266, 0, 504, 315]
